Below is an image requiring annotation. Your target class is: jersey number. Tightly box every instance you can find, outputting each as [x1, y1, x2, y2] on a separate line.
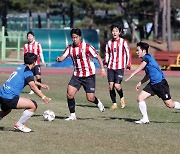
[7, 71, 17, 82]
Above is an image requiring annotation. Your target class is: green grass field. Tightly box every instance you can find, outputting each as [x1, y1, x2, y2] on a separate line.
[0, 72, 180, 154]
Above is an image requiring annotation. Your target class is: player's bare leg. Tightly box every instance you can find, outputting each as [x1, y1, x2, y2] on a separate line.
[65, 85, 78, 121]
[86, 93, 105, 112]
[115, 83, 125, 109]
[14, 97, 37, 132]
[109, 82, 118, 110]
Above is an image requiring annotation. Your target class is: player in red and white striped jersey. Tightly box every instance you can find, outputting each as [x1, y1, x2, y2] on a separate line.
[23, 31, 46, 94]
[104, 24, 131, 110]
[56, 28, 106, 121]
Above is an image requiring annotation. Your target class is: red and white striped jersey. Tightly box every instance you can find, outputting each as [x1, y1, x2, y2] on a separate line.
[62, 42, 98, 77]
[23, 40, 43, 65]
[104, 38, 131, 70]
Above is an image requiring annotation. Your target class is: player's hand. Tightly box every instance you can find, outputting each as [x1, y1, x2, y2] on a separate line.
[42, 62, 47, 67]
[101, 68, 106, 77]
[56, 57, 60, 62]
[42, 96, 51, 104]
[136, 82, 141, 91]
[41, 84, 49, 90]
[126, 66, 131, 70]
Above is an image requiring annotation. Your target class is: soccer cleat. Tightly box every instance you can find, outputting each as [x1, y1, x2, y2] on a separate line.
[29, 90, 34, 95]
[135, 119, 150, 124]
[65, 116, 77, 121]
[110, 104, 118, 110]
[14, 124, 32, 133]
[97, 99, 105, 112]
[120, 97, 126, 109]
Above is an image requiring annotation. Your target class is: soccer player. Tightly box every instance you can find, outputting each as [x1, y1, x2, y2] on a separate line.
[104, 24, 131, 110]
[56, 28, 106, 121]
[125, 42, 180, 124]
[0, 53, 51, 132]
[23, 31, 46, 94]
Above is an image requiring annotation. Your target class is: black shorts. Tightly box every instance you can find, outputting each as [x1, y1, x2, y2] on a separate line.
[0, 96, 19, 111]
[32, 65, 41, 76]
[107, 68, 124, 84]
[68, 75, 96, 93]
[143, 79, 171, 100]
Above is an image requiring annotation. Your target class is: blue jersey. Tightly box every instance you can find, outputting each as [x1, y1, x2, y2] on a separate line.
[0, 65, 34, 99]
[142, 54, 165, 85]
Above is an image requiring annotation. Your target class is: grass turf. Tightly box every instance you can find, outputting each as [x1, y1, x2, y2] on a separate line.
[0, 72, 180, 154]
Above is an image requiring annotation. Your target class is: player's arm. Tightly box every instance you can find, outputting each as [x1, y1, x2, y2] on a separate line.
[56, 47, 70, 62]
[35, 81, 49, 90]
[56, 55, 66, 62]
[124, 41, 131, 70]
[125, 61, 147, 81]
[103, 43, 109, 67]
[26, 76, 51, 104]
[136, 75, 149, 91]
[39, 44, 46, 67]
[96, 54, 106, 77]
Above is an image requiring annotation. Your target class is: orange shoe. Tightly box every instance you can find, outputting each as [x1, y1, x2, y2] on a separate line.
[110, 104, 118, 110]
[120, 98, 126, 109]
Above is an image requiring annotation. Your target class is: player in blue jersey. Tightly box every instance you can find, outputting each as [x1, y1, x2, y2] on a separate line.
[125, 42, 180, 124]
[0, 53, 51, 132]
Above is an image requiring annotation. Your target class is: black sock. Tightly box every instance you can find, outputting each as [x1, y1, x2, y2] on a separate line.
[110, 89, 116, 103]
[37, 79, 41, 90]
[93, 97, 99, 105]
[117, 88, 123, 99]
[67, 98, 75, 113]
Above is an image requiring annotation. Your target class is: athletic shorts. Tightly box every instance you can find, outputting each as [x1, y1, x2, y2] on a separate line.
[107, 68, 124, 84]
[68, 75, 96, 93]
[0, 96, 19, 111]
[143, 79, 171, 100]
[32, 65, 41, 76]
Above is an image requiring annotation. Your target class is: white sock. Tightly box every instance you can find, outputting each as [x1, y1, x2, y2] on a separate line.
[174, 101, 180, 109]
[17, 110, 34, 126]
[113, 103, 117, 106]
[139, 101, 149, 121]
[70, 113, 76, 117]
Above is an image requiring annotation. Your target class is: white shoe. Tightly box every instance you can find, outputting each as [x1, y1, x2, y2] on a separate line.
[97, 99, 105, 112]
[14, 124, 32, 133]
[65, 116, 77, 121]
[135, 119, 150, 124]
[29, 90, 34, 95]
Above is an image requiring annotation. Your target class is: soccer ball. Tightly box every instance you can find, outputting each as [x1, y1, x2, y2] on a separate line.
[43, 110, 55, 121]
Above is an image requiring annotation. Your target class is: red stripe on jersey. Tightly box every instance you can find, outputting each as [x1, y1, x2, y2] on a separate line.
[105, 38, 130, 70]
[72, 47, 80, 77]
[86, 44, 93, 76]
[121, 40, 125, 68]
[110, 41, 114, 69]
[116, 39, 120, 69]
[62, 42, 96, 77]
[78, 44, 86, 77]
[23, 41, 42, 65]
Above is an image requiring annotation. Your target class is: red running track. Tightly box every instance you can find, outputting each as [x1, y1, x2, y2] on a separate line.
[0, 67, 179, 77]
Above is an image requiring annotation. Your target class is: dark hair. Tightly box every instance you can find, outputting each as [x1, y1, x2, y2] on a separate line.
[137, 42, 149, 53]
[110, 24, 122, 32]
[70, 28, 82, 37]
[24, 53, 37, 64]
[27, 31, 35, 38]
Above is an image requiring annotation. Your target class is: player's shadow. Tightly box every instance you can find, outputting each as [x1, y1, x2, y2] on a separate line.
[100, 116, 180, 124]
[55, 115, 94, 120]
[101, 116, 137, 123]
[33, 114, 94, 120]
[21, 91, 30, 94]
[76, 104, 108, 109]
[0, 126, 35, 132]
